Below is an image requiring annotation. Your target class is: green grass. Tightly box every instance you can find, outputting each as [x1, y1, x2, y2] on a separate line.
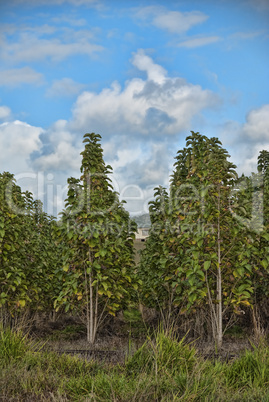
[1, 327, 269, 401]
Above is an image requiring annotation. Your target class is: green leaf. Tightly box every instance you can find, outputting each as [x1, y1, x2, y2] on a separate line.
[261, 233, 269, 241]
[204, 261, 211, 270]
[99, 249, 106, 257]
[189, 293, 197, 303]
[18, 300, 26, 307]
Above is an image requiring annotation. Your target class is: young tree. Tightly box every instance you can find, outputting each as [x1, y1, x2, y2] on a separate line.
[140, 132, 255, 347]
[0, 172, 28, 320]
[138, 186, 185, 329]
[55, 133, 137, 344]
[238, 151, 269, 334]
[171, 133, 256, 347]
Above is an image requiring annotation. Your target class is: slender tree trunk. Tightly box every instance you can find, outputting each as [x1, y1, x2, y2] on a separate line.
[86, 172, 96, 344]
[216, 188, 223, 349]
[93, 281, 99, 343]
[84, 266, 90, 343]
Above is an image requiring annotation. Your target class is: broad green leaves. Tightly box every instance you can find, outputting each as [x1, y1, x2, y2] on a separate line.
[55, 133, 137, 343]
[139, 132, 269, 346]
[0, 172, 63, 318]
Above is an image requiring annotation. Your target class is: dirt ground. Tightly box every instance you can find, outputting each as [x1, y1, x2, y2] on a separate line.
[30, 315, 259, 365]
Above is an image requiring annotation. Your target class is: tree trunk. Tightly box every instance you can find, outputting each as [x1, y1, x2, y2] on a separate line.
[216, 189, 223, 349]
[84, 266, 90, 343]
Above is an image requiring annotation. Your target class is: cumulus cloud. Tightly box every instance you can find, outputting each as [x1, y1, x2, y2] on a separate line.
[0, 120, 43, 173]
[103, 144, 171, 215]
[46, 78, 86, 97]
[23, 50, 218, 214]
[0, 67, 44, 87]
[243, 104, 269, 141]
[69, 49, 219, 138]
[219, 104, 269, 176]
[135, 6, 208, 34]
[132, 50, 167, 84]
[32, 119, 82, 172]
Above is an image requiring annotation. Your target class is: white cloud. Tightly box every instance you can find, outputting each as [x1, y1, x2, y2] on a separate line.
[33, 120, 82, 172]
[237, 143, 269, 176]
[12, 0, 101, 6]
[0, 120, 43, 173]
[23, 50, 218, 214]
[52, 16, 87, 26]
[229, 30, 265, 41]
[153, 10, 208, 34]
[69, 50, 219, 137]
[0, 27, 103, 64]
[135, 6, 208, 34]
[219, 104, 269, 176]
[132, 49, 167, 84]
[243, 104, 269, 141]
[46, 78, 86, 97]
[178, 36, 221, 48]
[0, 106, 11, 120]
[103, 144, 171, 215]
[0, 67, 44, 87]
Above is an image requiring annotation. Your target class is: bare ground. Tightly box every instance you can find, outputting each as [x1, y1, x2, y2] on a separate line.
[31, 317, 258, 365]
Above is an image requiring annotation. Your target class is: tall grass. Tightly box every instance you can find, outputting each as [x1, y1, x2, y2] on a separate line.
[225, 345, 269, 389]
[0, 326, 269, 401]
[0, 325, 45, 366]
[0, 327, 36, 365]
[126, 327, 197, 376]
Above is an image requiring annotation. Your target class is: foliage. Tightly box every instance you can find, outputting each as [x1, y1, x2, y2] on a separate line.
[54, 133, 138, 344]
[139, 132, 269, 347]
[0, 172, 63, 322]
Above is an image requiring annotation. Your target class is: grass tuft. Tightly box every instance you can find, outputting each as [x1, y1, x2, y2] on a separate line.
[126, 327, 196, 376]
[1, 326, 269, 400]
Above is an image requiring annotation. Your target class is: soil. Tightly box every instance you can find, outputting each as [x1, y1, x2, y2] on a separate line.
[30, 315, 261, 365]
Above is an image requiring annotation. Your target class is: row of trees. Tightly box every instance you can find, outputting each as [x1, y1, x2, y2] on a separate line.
[1, 131, 268, 346]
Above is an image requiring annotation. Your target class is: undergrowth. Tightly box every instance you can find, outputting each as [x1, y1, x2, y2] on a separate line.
[0, 326, 269, 401]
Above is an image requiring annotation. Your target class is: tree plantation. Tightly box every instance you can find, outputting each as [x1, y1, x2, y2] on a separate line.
[0, 132, 269, 346]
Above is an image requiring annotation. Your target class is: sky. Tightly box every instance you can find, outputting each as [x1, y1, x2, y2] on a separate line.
[0, 0, 269, 217]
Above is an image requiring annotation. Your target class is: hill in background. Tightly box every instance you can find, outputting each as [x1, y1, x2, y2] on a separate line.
[132, 213, 151, 228]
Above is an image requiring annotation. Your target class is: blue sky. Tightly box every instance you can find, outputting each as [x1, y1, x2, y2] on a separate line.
[0, 0, 269, 216]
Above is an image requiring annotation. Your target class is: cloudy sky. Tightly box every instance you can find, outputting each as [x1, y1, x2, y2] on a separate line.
[0, 0, 269, 216]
